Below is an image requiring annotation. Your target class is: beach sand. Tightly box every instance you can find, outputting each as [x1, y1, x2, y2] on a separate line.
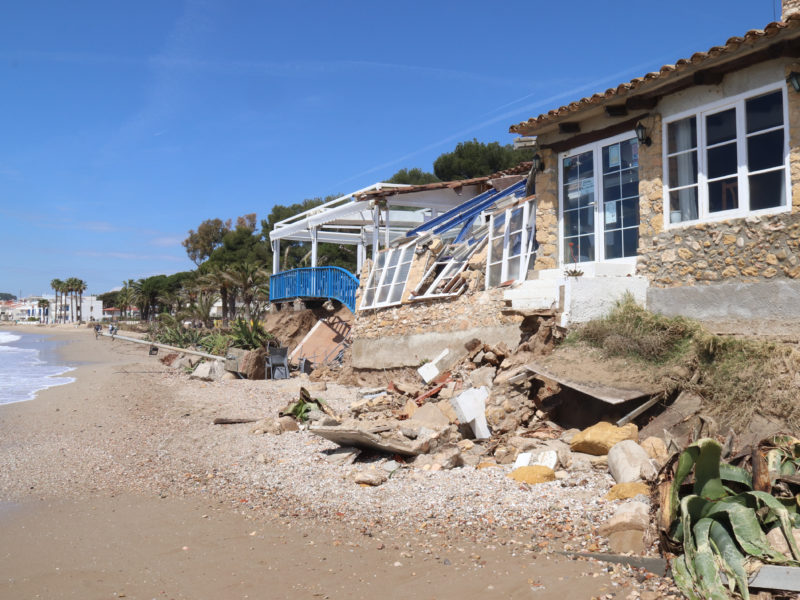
[0, 327, 671, 599]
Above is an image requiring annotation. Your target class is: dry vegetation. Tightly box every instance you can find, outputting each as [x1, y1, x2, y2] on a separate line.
[574, 295, 800, 430]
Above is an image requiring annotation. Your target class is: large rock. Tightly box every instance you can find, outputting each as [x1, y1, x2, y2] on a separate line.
[469, 366, 496, 389]
[607, 440, 658, 483]
[409, 403, 450, 429]
[599, 501, 650, 535]
[605, 481, 651, 501]
[570, 422, 638, 456]
[640, 436, 669, 466]
[240, 347, 267, 380]
[278, 415, 299, 432]
[508, 465, 556, 484]
[766, 526, 800, 556]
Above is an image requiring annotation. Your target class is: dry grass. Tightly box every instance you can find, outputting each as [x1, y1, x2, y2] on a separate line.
[575, 295, 800, 430]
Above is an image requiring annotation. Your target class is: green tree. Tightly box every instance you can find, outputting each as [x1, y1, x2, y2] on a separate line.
[50, 279, 63, 323]
[0, 293, 16, 301]
[182, 218, 232, 265]
[433, 139, 531, 181]
[76, 279, 87, 323]
[386, 168, 439, 185]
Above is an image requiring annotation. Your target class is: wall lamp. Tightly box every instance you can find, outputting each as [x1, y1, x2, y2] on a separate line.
[531, 153, 545, 172]
[635, 122, 652, 147]
[787, 71, 800, 93]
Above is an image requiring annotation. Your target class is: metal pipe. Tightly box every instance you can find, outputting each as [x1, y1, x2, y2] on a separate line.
[101, 333, 223, 361]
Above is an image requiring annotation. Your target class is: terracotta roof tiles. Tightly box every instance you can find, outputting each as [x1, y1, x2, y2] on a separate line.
[509, 15, 800, 135]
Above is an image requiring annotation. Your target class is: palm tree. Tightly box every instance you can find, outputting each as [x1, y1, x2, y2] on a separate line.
[37, 298, 50, 323]
[76, 279, 87, 323]
[50, 279, 63, 324]
[65, 277, 79, 323]
[200, 265, 232, 327]
[222, 261, 270, 322]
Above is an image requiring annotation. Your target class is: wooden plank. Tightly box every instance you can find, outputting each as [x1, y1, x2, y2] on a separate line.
[523, 360, 654, 405]
[616, 394, 662, 426]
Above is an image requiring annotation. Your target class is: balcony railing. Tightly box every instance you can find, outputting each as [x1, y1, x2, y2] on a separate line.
[269, 267, 360, 313]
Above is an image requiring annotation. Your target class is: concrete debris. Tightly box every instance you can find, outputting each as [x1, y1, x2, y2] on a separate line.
[354, 469, 387, 486]
[417, 349, 449, 383]
[469, 365, 496, 389]
[325, 447, 361, 466]
[450, 386, 491, 440]
[278, 415, 300, 432]
[607, 440, 658, 484]
[190, 360, 223, 381]
[409, 403, 450, 430]
[310, 425, 439, 456]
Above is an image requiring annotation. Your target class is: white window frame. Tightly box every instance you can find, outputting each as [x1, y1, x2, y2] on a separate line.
[558, 131, 640, 266]
[661, 82, 791, 229]
[412, 238, 484, 300]
[358, 242, 416, 310]
[485, 200, 535, 289]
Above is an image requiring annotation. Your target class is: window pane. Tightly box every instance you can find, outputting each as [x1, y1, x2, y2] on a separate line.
[603, 173, 621, 201]
[508, 231, 522, 257]
[488, 263, 502, 288]
[621, 198, 639, 227]
[579, 181, 595, 208]
[706, 108, 736, 146]
[707, 142, 737, 179]
[747, 129, 784, 172]
[563, 156, 579, 183]
[604, 200, 621, 229]
[668, 151, 698, 187]
[490, 235, 504, 262]
[746, 90, 783, 134]
[708, 177, 738, 213]
[623, 227, 639, 257]
[749, 170, 785, 210]
[509, 207, 524, 232]
[577, 234, 594, 262]
[507, 257, 521, 281]
[605, 229, 622, 260]
[621, 168, 638, 198]
[362, 287, 375, 307]
[668, 117, 697, 154]
[564, 209, 580, 237]
[579, 206, 594, 234]
[669, 187, 698, 222]
[564, 182, 581, 210]
[621, 138, 638, 169]
[578, 151, 594, 179]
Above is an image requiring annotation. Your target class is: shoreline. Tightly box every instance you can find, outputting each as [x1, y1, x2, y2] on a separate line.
[0, 328, 678, 598]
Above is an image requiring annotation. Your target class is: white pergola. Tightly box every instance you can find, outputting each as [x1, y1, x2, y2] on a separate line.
[268, 181, 485, 273]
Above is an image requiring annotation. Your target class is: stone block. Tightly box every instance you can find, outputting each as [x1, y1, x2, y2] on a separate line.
[508, 465, 556, 484]
[608, 440, 658, 484]
[569, 422, 638, 456]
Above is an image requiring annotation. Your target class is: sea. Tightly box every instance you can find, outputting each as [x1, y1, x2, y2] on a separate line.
[0, 330, 76, 405]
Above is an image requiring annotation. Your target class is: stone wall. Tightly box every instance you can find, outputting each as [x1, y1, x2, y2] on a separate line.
[532, 147, 559, 270]
[636, 212, 800, 286]
[353, 287, 521, 340]
[637, 113, 664, 244]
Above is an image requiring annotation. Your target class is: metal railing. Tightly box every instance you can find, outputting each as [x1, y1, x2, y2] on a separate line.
[269, 267, 359, 313]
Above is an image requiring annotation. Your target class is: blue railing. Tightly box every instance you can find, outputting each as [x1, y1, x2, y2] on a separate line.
[270, 267, 360, 313]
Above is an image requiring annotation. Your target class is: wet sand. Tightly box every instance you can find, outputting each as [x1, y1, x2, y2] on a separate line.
[0, 326, 648, 599]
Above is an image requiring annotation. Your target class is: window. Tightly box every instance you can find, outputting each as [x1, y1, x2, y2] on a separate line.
[486, 201, 535, 288]
[559, 134, 640, 264]
[665, 86, 788, 225]
[412, 240, 483, 300]
[359, 242, 415, 310]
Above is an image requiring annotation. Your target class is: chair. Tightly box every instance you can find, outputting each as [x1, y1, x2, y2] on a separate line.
[266, 346, 290, 380]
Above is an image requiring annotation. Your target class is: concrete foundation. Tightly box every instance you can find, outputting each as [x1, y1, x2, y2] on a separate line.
[647, 280, 800, 323]
[351, 324, 522, 370]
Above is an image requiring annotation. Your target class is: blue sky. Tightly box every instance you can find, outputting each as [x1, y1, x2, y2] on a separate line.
[0, 0, 781, 296]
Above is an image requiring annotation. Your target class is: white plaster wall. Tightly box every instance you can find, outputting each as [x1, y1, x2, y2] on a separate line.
[562, 276, 649, 325]
[657, 58, 786, 119]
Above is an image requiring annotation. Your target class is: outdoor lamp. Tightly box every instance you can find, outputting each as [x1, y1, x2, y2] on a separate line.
[787, 71, 800, 93]
[635, 122, 652, 147]
[532, 153, 545, 172]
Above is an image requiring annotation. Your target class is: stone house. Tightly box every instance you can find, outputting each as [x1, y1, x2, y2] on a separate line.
[508, 4, 800, 327]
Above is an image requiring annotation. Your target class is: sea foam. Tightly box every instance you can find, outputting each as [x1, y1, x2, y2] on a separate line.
[0, 330, 75, 405]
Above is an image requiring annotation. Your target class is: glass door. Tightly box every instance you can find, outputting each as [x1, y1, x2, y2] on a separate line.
[561, 135, 639, 264]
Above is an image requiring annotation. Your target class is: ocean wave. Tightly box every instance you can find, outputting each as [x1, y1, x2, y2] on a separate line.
[0, 332, 76, 404]
[0, 331, 22, 345]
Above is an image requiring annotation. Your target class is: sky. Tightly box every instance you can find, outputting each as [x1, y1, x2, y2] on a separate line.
[0, 0, 782, 297]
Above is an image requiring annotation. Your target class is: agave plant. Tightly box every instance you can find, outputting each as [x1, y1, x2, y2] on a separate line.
[665, 437, 800, 600]
[230, 318, 274, 350]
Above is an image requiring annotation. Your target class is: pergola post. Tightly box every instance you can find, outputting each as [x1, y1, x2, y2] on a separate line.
[272, 239, 280, 274]
[357, 239, 364, 273]
[372, 205, 380, 259]
[384, 207, 390, 249]
[310, 226, 318, 268]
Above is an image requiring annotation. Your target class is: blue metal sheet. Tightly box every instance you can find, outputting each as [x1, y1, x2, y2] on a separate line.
[405, 187, 495, 238]
[431, 179, 526, 236]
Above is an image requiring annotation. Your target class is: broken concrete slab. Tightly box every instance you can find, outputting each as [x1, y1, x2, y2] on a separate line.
[450, 386, 491, 440]
[417, 349, 449, 383]
[523, 360, 658, 405]
[310, 425, 423, 456]
[190, 360, 223, 381]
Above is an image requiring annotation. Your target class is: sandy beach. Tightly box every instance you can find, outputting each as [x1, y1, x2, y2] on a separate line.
[0, 327, 676, 599]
